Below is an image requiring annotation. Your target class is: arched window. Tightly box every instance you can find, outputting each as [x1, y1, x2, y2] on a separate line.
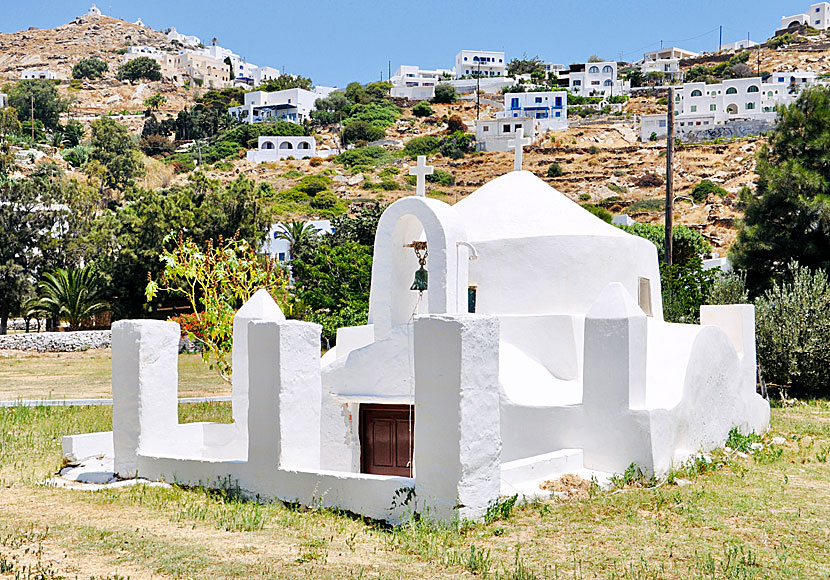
[602, 65, 613, 73]
[298, 141, 311, 150]
[746, 102, 755, 110]
[603, 79, 612, 86]
[690, 89, 702, 97]
[589, 66, 599, 73]
[726, 87, 738, 95]
[261, 141, 275, 150]
[279, 142, 293, 149]
[747, 85, 759, 93]
[767, 91, 774, 97]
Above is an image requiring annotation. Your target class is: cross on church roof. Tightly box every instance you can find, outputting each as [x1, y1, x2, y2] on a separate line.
[507, 127, 532, 172]
[409, 155, 434, 198]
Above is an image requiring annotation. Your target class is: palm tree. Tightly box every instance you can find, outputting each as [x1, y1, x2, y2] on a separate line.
[30, 266, 110, 331]
[276, 220, 316, 259]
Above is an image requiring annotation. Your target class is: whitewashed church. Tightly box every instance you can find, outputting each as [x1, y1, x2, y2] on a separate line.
[64, 142, 769, 524]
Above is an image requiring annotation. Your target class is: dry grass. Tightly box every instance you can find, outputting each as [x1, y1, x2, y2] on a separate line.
[0, 400, 828, 578]
[0, 350, 229, 400]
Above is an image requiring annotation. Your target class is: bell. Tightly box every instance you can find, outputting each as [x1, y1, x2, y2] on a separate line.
[410, 265, 428, 292]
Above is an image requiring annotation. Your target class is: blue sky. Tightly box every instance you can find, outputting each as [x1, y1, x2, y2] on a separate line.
[1, 1, 800, 87]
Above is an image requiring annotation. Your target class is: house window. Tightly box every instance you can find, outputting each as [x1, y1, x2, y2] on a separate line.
[514, 124, 522, 131]
[691, 89, 702, 97]
[555, 96, 562, 107]
[726, 87, 738, 95]
[658, 120, 666, 127]
[691, 105, 697, 112]
[511, 97, 519, 108]
[482, 125, 489, 132]
[535, 96, 542, 103]
[602, 65, 613, 73]
[503, 124, 511, 132]
[710, 104, 717, 111]
[278, 252, 286, 261]
[603, 79, 612, 86]
[468, 286, 477, 313]
[589, 66, 599, 73]
[555, 111, 561, 117]
[573, 80, 581, 86]
[638, 277, 653, 316]
[747, 85, 759, 93]
[746, 102, 755, 109]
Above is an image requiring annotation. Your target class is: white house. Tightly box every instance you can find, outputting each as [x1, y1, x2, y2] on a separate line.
[564, 62, 629, 97]
[499, 91, 568, 131]
[781, 2, 830, 29]
[390, 65, 452, 100]
[20, 69, 58, 80]
[639, 73, 822, 141]
[87, 3, 101, 16]
[455, 50, 506, 78]
[0, 93, 7, 108]
[126, 46, 161, 56]
[639, 47, 699, 82]
[246, 135, 317, 163]
[262, 220, 333, 262]
[229, 88, 318, 124]
[63, 167, 769, 525]
[721, 39, 760, 51]
[475, 117, 535, 152]
[167, 27, 201, 47]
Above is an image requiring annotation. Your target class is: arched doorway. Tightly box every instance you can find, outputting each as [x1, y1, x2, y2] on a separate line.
[726, 104, 738, 115]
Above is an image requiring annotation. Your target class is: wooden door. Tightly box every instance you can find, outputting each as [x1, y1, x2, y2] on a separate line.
[359, 404, 414, 477]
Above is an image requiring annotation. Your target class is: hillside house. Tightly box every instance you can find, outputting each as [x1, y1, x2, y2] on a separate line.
[390, 65, 452, 100]
[475, 117, 535, 152]
[781, 2, 830, 30]
[721, 39, 760, 51]
[167, 27, 201, 47]
[246, 136, 317, 163]
[64, 167, 769, 524]
[499, 91, 568, 131]
[229, 88, 318, 124]
[639, 47, 699, 82]
[20, 69, 57, 80]
[559, 62, 629, 97]
[455, 50, 506, 78]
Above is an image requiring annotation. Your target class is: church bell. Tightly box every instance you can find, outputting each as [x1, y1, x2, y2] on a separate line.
[410, 265, 428, 291]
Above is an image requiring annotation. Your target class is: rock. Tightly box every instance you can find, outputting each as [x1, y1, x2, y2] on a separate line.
[674, 478, 692, 487]
[772, 436, 786, 445]
[347, 173, 364, 186]
[736, 451, 749, 459]
[750, 442, 764, 451]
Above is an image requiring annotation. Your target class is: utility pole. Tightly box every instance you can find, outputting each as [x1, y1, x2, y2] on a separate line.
[388, 60, 391, 82]
[718, 25, 723, 52]
[476, 60, 481, 120]
[665, 87, 674, 266]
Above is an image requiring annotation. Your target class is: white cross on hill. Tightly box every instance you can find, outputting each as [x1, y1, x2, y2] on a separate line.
[507, 127, 532, 172]
[409, 155, 434, 197]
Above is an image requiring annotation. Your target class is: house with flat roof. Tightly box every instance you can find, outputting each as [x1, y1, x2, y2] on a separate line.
[455, 50, 506, 78]
[499, 90, 568, 131]
[229, 88, 318, 124]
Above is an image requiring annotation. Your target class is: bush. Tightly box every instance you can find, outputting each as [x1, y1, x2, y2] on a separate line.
[607, 182, 627, 195]
[547, 163, 563, 177]
[438, 131, 474, 159]
[407, 169, 454, 187]
[661, 262, 716, 323]
[117, 57, 162, 82]
[649, 132, 658, 142]
[446, 114, 466, 134]
[61, 145, 91, 168]
[309, 190, 338, 210]
[433, 83, 456, 104]
[625, 198, 665, 213]
[755, 262, 830, 397]
[578, 193, 591, 201]
[618, 222, 711, 266]
[707, 270, 749, 305]
[335, 145, 392, 168]
[342, 120, 385, 144]
[581, 203, 613, 223]
[343, 101, 400, 129]
[295, 174, 332, 196]
[72, 57, 108, 80]
[403, 135, 441, 157]
[691, 180, 728, 202]
[412, 101, 433, 117]
[635, 172, 664, 187]
[140, 133, 175, 157]
[309, 157, 323, 167]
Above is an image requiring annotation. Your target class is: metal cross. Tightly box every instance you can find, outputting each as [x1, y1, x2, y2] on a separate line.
[409, 155, 434, 197]
[507, 127, 532, 172]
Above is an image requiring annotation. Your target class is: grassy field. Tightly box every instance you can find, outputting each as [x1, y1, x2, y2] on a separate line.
[0, 400, 828, 579]
[0, 350, 229, 400]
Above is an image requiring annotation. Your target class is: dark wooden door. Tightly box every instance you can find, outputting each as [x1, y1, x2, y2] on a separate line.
[359, 404, 414, 477]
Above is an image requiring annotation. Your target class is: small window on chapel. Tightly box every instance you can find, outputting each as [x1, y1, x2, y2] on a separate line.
[638, 277, 653, 317]
[467, 286, 477, 313]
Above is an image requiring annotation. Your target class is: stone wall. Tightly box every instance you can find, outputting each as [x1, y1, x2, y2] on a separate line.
[0, 330, 203, 353]
[0, 330, 112, 352]
[681, 119, 775, 143]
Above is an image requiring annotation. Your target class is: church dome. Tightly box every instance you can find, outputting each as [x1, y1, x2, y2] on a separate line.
[453, 170, 628, 242]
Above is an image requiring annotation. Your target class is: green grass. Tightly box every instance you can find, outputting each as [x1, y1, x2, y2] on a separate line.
[0, 400, 827, 578]
[0, 351, 229, 400]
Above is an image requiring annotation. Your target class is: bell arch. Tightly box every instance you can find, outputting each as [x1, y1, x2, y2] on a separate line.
[368, 197, 469, 339]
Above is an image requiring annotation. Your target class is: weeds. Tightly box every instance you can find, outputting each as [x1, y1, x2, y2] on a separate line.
[484, 494, 518, 524]
[725, 428, 762, 452]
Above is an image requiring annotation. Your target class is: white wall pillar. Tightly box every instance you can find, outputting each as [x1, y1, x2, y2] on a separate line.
[581, 283, 650, 473]
[246, 319, 322, 471]
[232, 290, 286, 440]
[414, 314, 501, 524]
[112, 320, 180, 478]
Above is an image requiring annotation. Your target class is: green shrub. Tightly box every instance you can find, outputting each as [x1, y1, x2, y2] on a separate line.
[446, 115, 466, 134]
[213, 161, 234, 172]
[588, 145, 600, 155]
[607, 182, 627, 195]
[438, 132, 474, 159]
[378, 166, 400, 178]
[661, 262, 717, 323]
[343, 120, 385, 144]
[335, 145, 392, 168]
[617, 222, 711, 266]
[624, 198, 664, 213]
[295, 174, 332, 196]
[755, 262, 830, 397]
[547, 163, 563, 177]
[343, 101, 400, 129]
[428, 169, 455, 186]
[578, 193, 591, 201]
[403, 135, 441, 157]
[61, 145, 91, 168]
[117, 57, 162, 82]
[649, 132, 658, 142]
[412, 101, 433, 117]
[690, 179, 728, 202]
[581, 203, 613, 223]
[282, 168, 304, 179]
[72, 57, 108, 80]
[309, 190, 338, 210]
[707, 270, 749, 305]
[433, 83, 456, 104]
